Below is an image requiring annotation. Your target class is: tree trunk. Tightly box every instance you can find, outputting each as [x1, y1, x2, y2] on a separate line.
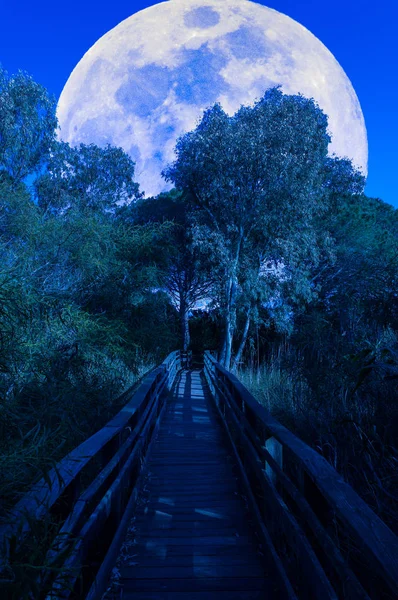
[180, 301, 190, 352]
[223, 313, 234, 370]
[220, 236, 243, 370]
[219, 335, 227, 365]
[224, 278, 238, 370]
[219, 277, 231, 365]
[231, 307, 251, 373]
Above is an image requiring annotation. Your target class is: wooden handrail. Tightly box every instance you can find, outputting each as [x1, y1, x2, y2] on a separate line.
[0, 350, 188, 598]
[204, 351, 398, 599]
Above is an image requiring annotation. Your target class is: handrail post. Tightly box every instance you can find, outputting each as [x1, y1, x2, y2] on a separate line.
[264, 436, 283, 486]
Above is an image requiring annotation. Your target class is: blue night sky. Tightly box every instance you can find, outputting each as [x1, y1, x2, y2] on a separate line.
[0, 0, 396, 205]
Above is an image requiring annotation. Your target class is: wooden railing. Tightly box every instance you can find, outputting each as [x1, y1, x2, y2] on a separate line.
[204, 351, 398, 600]
[1, 350, 189, 599]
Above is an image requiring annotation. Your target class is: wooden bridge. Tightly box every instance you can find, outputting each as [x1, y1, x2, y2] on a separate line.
[1, 351, 398, 599]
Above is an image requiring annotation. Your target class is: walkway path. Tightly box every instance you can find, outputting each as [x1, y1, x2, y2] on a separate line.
[109, 370, 274, 599]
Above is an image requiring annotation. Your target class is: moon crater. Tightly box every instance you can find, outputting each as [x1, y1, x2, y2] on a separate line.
[185, 7, 221, 29]
[224, 25, 270, 61]
[116, 64, 172, 117]
[174, 46, 229, 105]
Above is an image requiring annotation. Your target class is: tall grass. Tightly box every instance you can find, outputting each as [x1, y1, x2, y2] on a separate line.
[0, 357, 153, 522]
[239, 340, 398, 534]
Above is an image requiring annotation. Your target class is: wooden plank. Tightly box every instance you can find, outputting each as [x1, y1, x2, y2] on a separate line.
[150, 458, 231, 463]
[130, 544, 262, 558]
[148, 467, 235, 474]
[153, 442, 223, 447]
[124, 554, 261, 568]
[141, 486, 242, 495]
[133, 515, 252, 532]
[130, 535, 253, 545]
[151, 448, 229, 452]
[143, 492, 241, 500]
[150, 456, 230, 462]
[134, 510, 250, 523]
[119, 565, 265, 579]
[147, 474, 235, 480]
[147, 475, 235, 481]
[148, 470, 237, 477]
[153, 443, 225, 448]
[121, 576, 269, 592]
[150, 463, 231, 468]
[135, 503, 248, 515]
[132, 528, 246, 538]
[140, 495, 245, 504]
[151, 449, 230, 453]
[139, 494, 244, 503]
[147, 472, 236, 478]
[145, 484, 239, 492]
[132, 520, 250, 532]
[118, 592, 271, 600]
[151, 448, 227, 452]
[146, 478, 236, 484]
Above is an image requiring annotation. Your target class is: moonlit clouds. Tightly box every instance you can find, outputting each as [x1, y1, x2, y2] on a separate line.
[57, 0, 368, 197]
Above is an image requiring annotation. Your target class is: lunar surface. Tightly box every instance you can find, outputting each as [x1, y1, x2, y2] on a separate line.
[57, 0, 368, 197]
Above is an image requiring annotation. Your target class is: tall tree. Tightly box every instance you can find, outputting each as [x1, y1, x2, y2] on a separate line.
[164, 87, 330, 368]
[132, 190, 212, 351]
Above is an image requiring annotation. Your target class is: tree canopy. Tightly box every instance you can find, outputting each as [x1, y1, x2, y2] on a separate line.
[164, 87, 334, 368]
[0, 66, 57, 183]
[35, 140, 142, 213]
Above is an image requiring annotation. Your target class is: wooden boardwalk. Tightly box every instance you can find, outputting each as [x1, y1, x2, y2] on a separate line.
[108, 370, 273, 599]
[4, 351, 398, 598]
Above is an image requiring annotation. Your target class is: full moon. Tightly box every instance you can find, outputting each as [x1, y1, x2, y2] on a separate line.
[57, 0, 368, 197]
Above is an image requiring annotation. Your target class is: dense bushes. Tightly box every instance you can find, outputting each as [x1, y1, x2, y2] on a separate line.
[0, 68, 179, 518]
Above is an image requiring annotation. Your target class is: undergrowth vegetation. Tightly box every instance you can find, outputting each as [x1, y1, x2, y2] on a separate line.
[240, 327, 398, 534]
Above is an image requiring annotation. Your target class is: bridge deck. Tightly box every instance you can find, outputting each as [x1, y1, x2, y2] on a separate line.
[106, 370, 274, 599]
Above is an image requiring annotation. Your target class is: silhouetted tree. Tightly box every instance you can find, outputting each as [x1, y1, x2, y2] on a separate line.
[133, 190, 212, 351]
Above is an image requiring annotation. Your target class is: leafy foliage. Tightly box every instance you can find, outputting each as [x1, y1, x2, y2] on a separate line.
[35, 140, 142, 213]
[164, 87, 332, 367]
[0, 66, 57, 182]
